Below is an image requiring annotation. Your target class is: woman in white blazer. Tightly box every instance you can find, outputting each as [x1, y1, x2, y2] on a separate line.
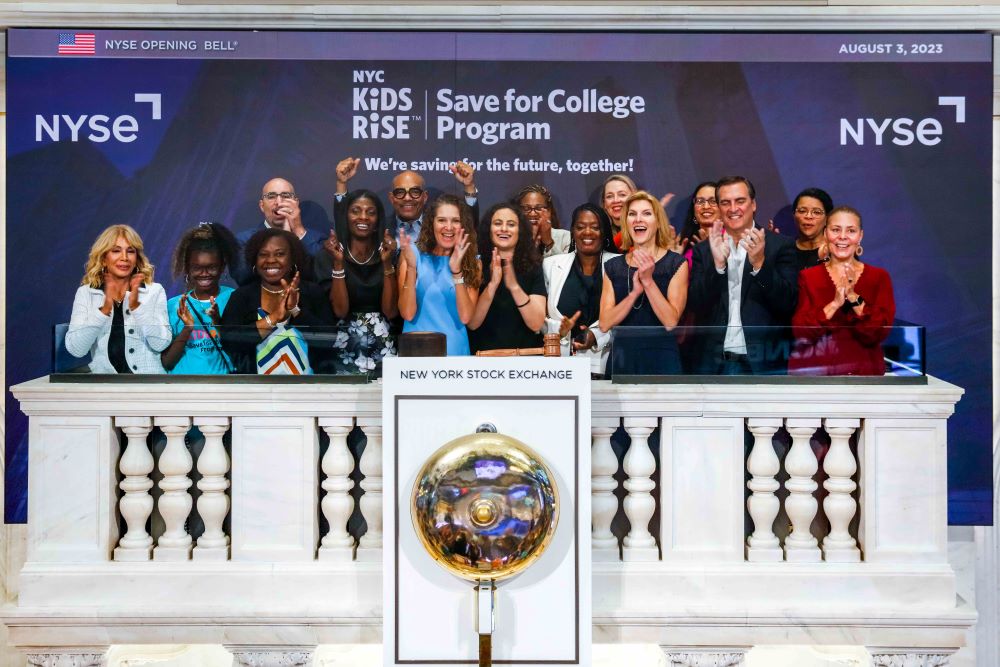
[65, 224, 170, 374]
[542, 203, 618, 374]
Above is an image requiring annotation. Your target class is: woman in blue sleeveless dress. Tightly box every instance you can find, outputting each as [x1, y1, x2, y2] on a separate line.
[398, 194, 481, 355]
[600, 191, 689, 375]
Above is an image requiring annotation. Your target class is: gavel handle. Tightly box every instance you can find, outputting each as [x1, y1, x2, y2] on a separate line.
[479, 634, 491, 667]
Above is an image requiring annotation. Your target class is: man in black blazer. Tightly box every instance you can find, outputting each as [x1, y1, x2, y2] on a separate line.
[687, 176, 798, 375]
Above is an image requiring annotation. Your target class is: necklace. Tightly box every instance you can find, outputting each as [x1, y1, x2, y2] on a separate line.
[347, 243, 378, 265]
[261, 285, 286, 295]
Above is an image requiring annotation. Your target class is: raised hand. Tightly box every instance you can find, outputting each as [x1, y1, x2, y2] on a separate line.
[380, 228, 396, 265]
[559, 310, 582, 338]
[399, 228, 418, 267]
[324, 229, 345, 268]
[335, 156, 360, 187]
[671, 236, 690, 255]
[743, 226, 766, 270]
[500, 253, 520, 290]
[708, 220, 731, 269]
[177, 294, 194, 326]
[488, 250, 503, 289]
[536, 215, 553, 249]
[450, 161, 476, 189]
[285, 271, 301, 312]
[766, 218, 780, 235]
[449, 226, 471, 274]
[128, 272, 144, 310]
[659, 192, 675, 208]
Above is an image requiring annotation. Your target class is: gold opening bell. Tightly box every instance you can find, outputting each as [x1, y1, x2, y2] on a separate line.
[411, 426, 559, 667]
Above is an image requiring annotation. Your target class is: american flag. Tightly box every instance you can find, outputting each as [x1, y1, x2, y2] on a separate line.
[57, 33, 96, 55]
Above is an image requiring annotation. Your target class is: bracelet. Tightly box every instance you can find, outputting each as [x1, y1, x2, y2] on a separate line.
[384, 266, 396, 276]
[451, 269, 463, 275]
[516, 297, 531, 308]
[264, 314, 274, 327]
[453, 277, 465, 285]
[331, 268, 346, 279]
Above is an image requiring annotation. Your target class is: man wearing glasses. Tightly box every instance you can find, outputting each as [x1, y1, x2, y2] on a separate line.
[333, 157, 479, 243]
[232, 177, 326, 284]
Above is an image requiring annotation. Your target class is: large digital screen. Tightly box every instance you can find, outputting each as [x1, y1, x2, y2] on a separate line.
[4, 29, 993, 524]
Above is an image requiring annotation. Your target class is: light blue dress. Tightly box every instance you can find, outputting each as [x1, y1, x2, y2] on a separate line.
[403, 252, 470, 356]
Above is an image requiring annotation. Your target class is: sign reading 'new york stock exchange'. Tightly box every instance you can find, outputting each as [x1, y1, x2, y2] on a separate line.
[3, 29, 993, 524]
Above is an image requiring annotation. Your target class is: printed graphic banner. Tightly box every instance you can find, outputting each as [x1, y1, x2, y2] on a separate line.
[4, 29, 993, 524]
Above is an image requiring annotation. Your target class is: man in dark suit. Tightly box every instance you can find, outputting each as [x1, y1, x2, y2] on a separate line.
[232, 177, 325, 285]
[687, 176, 798, 375]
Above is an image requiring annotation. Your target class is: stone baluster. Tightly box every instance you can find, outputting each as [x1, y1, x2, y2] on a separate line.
[193, 416, 231, 561]
[319, 417, 356, 561]
[153, 416, 194, 561]
[114, 416, 155, 562]
[356, 417, 382, 560]
[622, 417, 659, 561]
[783, 418, 822, 562]
[745, 418, 783, 562]
[822, 418, 861, 562]
[591, 418, 621, 561]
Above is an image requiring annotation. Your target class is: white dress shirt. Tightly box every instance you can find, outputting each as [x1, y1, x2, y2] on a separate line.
[715, 224, 761, 354]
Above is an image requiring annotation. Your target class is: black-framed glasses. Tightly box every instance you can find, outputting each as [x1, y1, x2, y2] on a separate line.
[391, 187, 425, 199]
[694, 197, 718, 207]
[261, 191, 297, 201]
[520, 204, 549, 214]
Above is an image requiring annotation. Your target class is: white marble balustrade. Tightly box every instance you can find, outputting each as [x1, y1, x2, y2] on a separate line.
[4, 375, 973, 666]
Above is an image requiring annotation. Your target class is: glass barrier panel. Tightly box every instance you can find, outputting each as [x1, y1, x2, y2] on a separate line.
[608, 324, 925, 381]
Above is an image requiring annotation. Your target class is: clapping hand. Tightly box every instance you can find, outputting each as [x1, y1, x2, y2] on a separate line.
[708, 220, 731, 269]
[177, 294, 194, 327]
[127, 272, 144, 310]
[271, 271, 301, 322]
[533, 215, 553, 249]
[633, 248, 656, 288]
[742, 227, 766, 270]
[399, 229, 418, 267]
[205, 295, 220, 324]
[324, 229, 345, 269]
[488, 250, 503, 290]
[380, 229, 396, 265]
[449, 226, 471, 275]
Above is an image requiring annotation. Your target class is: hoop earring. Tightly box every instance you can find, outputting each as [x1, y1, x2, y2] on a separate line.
[251, 264, 257, 275]
[184, 274, 190, 284]
[293, 264, 299, 276]
[855, 245, 864, 257]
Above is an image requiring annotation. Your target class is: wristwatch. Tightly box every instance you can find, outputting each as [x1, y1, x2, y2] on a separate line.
[289, 305, 302, 318]
[846, 295, 865, 307]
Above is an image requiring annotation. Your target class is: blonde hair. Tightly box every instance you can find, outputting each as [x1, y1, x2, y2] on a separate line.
[618, 191, 677, 251]
[602, 173, 636, 197]
[81, 224, 155, 288]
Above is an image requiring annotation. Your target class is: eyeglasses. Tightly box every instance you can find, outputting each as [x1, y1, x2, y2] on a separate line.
[261, 191, 297, 201]
[520, 204, 549, 214]
[391, 187, 425, 199]
[694, 198, 718, 207]
[795, 207, 826, 218]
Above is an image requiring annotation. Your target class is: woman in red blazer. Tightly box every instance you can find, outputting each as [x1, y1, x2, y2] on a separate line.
[789, 206, 895, 376]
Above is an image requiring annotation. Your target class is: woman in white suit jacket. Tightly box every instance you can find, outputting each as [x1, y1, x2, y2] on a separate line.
[66, 224, 170, 374]
[542, 203, 618, 374]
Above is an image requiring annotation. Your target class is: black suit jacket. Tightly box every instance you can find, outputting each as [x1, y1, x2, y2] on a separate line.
[686, 229, 798, 374]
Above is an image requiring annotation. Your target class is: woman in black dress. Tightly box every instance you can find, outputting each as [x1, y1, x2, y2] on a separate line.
[792, 187, 833, 271]
[467, 202, 547, 353]
[317, 189, 399, 373]
[599, 191, 688, 375]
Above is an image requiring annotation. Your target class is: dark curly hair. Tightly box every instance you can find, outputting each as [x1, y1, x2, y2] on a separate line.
[477, 202, 541, 283]
[567, 203, 615, 254]
[171, 222, 241, 280]
[415, 194, 481, 289]
[512, 183, 563, 230]
[243, 228, 310, 283]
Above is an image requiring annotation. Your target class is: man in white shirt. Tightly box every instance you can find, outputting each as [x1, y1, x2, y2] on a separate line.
[332, 157, 480, 243]
[687, 176, 798, 375]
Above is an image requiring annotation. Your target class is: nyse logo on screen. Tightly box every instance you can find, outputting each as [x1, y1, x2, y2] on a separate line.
[840, 96, 965, 147]
[352, 70, 414, 140]
[34, 93, 162, 144]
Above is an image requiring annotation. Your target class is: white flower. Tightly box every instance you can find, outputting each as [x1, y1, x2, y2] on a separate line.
[372, 319, 389, 337]
[334, 331, 349, 347]
[354, 353, 375, 371]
